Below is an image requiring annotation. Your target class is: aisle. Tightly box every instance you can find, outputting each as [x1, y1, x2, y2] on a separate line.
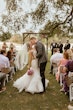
[0, 63, 71, 110]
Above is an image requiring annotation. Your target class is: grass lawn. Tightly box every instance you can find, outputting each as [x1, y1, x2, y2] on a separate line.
[0, 60, 73, 110]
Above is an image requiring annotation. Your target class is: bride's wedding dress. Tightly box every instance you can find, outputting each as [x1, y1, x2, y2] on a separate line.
[13, 49, 49, 94]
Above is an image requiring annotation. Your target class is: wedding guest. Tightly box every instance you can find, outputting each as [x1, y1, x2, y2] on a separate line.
[50, 48, 63, 74]
[0, 50, 13, 80]
[56, 51, 69, 83]
[70, 47, 73, 60]
[0, 72, 6, 93]
[64, 39, 71, 50]
[62, 60, 73, 93]
[9, 46, 16, 61]
[0, 50, 10, 93]
[7, 50, 15, 78]
[2, 42, 8, 51]
[50, 40, 58, 55]
[0, 50, 10, 68]
[58, 40, 63, 53]
[9, 43, 15, 49]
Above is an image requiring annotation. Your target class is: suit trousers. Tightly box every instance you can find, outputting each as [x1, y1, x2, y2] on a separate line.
[40, 62, 47, 92]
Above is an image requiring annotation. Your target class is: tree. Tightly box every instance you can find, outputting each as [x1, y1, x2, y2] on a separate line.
[0, 32, 11, 41]
[31, 0, 73, 36]
[1, 0, 73, 37]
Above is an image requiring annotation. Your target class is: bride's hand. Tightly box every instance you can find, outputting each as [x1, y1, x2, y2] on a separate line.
[27, 65, 30, 69]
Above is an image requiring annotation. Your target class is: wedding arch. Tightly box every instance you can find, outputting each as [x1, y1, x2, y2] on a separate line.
[23, 32, 49, 56]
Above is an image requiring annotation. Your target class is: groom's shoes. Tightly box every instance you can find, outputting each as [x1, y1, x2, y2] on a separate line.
[40, 91, 44, 94]
[40, 90, 45, 94]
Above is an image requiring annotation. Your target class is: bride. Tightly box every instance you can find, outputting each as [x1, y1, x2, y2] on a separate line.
[13, 43, 49, 94]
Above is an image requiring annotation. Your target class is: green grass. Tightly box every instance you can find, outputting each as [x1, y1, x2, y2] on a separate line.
[0, 61, 73, 110]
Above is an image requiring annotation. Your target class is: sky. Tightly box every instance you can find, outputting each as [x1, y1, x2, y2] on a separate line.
[0, 0, 72, 34]
[0, 0, 44, 33]
[0, 0, 59, 33]
[0, 0, 6, 14]
[0, 0, 6, 22]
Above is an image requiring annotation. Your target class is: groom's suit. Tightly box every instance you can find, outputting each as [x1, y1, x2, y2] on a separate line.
[35, 41, 48, 92]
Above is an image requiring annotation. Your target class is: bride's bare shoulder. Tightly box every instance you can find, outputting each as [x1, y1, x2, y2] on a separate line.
[28, 50, 33, 55]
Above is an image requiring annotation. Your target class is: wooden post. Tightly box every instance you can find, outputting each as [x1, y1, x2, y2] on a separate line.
[45, 35, 48, 59]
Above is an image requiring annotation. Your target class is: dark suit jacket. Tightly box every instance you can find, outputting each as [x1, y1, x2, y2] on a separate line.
[35, 41, 48, 67]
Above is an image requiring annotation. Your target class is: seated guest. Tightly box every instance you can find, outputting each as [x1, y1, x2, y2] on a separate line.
[50, 48, 63, 73]
[56, 51, 69, 83]
[0, 50, 10, 68]
[61, 60, 73, 93]
[0, 50, 12, 80]
[70, 47, 73, 60]
[0, 50, 10, 93]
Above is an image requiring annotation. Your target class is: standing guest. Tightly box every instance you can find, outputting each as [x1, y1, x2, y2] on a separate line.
[58, 40, 63, 53]
[7, 51, 15, 77]
[50, 40, 58, 55]
[64, 39, 71, 50]
[2, 42, 8, 51]
[9, 43, 15, 49]
[9, 46, 17, 72]
[9, 47, 16, 61]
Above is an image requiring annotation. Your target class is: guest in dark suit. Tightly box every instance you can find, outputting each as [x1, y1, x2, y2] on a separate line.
[64, 40, 71, 50]
[58, 40, 63, 53]
[50, 40, 58, 55]
[30, 37, 48, 92]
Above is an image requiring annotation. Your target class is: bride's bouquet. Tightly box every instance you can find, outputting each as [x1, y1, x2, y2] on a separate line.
[27, 68, 34, 75]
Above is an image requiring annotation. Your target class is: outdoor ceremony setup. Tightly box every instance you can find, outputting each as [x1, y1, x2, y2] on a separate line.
[0, 0, 73, 110]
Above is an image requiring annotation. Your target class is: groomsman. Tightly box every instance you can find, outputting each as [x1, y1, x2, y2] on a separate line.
[64, 39, 71, 50]
[50, 40, 58, 55]
[57, 40, 63, 53]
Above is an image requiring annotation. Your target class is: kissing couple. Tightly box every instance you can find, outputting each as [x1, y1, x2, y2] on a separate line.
[13, 37, 49, 94]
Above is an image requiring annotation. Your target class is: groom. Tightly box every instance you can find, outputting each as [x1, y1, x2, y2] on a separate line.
[30, 37, 48, 92]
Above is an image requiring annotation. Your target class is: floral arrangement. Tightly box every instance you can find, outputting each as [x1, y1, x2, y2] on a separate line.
[27, 68, 34, 75]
